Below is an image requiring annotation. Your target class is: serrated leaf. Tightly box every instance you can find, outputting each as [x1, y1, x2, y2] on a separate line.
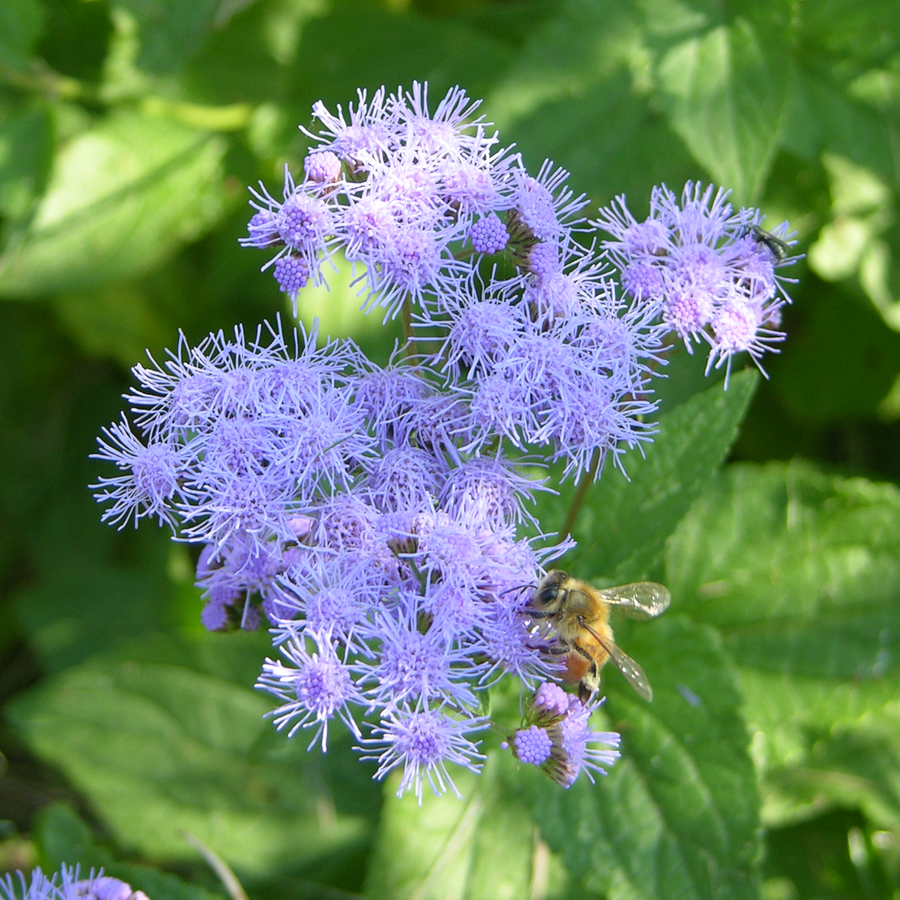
[666, 463, 900, 681]
[665, 463, 900, 824]
[6, 633, 374, 873]
[554, 370, 757, 583]
[364, 756, 536, 900]
[531, 617, 761, 900]
[652, 0, 790, 202]
[0, 111, 226, 297]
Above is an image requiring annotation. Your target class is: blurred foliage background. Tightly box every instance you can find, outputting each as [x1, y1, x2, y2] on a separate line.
[1, 0, 899, 898]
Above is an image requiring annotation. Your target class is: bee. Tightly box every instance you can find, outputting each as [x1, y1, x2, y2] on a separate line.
[529, 571, 670, 702]
[746, 225, 790, 263]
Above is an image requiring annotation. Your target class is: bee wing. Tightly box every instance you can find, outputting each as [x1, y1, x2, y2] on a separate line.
[583, 622, 654, 702]
[596, 582, 671, 620]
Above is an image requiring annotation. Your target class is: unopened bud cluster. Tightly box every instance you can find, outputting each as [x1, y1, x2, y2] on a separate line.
[504, 682, 620, 787]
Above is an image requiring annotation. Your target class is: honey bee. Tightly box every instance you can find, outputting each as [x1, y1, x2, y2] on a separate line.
[529, 571, 670, 702]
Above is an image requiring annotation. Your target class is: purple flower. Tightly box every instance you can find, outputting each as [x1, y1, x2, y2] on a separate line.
[594, 181, 797, 383]
[507, 161, 588, 245]
[303, 150, 342, 185]
[92, 418, 183, 529]
[510, 725, 553, 766]
[354, 592, 481, 712]
[258, 626, 363, 750]
[305, 86, 397, 168]
[1, 867, 148, 900]
[438, 456, 541, 530]
[360, 706, 487, 803]
[506, 686, 621, 787]
[469, 214, 509, 254]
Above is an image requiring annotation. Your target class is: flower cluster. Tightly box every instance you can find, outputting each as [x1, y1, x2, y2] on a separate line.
[93, 319, 571, 799]
[504, 682, 620, 787]
[1, 867, 147, 900]
[245, 82, 666, 480]
[95, 81, 799, 800]
[595, 183, 797, 384]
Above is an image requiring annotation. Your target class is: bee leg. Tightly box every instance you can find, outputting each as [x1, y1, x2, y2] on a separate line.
[523, 608, 553, 619]
[577, 657, 601, 703]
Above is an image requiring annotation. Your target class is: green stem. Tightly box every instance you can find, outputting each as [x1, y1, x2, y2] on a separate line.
[558, 449, 600, 543]
[400, 294, 419, 359]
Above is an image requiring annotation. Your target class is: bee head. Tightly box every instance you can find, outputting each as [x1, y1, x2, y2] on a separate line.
[533, 570, 567, 610]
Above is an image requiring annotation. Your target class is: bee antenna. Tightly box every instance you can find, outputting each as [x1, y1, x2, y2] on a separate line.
[501, 582, 535, 599]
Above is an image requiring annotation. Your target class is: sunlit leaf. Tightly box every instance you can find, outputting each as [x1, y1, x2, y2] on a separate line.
[6, 633, 376, 874]
[652, 0, 791, 202]
[364, 757, 536, 900]
[0, 105, 52, 222]
[0, 111, 226, 297]
[531, 617, 761, 900]
[485, 0, 697, 203]
[666, 463, 900, 825]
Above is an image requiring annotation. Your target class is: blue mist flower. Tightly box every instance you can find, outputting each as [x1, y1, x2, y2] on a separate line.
[595, 181, 798, 384]
[1, 867, 147, 900]
[361, 706, 487, 804]
[258, 626, 363, 750]
[505, 685, 621, 787]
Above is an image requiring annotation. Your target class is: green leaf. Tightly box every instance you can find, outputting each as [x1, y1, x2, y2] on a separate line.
[485, 0, 697, 204]
[665, 463, 900, 823]
[0, 105, 52, 222]
[0, 111, 226, 297]
[666, 463, 900, 681]
[36, 803, 226, 900]
[651, 0, 790, 202]
[116, 0, 222, 73]
[764, 729, 900, 832]
[0, 0, 45, 70]
[6, 633, 376, 874]
[531, 617, 761, 900]
[771, 288, 900, 421]
[364, 755, 537, 900]
[781, 65, 896, 180]
[282, 3, 513, 127]
[556, 369, 757, 583]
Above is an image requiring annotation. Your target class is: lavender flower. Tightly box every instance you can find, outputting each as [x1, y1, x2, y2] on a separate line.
[360, 706, 487, 803]
[1, 868, 148, 900]
[595, 181, 798, 385]
[95, 80, 800, 800]
[504, 683, 621, 787]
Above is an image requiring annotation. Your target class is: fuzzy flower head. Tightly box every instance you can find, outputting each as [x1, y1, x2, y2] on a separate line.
[594, 181, 798, 382]
[361, 707, 487, 804]
[1, 868, 148, 900]
[504, 685, 621, 787]
[258, 627, 363, 751]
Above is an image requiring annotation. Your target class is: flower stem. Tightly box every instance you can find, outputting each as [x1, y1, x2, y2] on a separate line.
[558, 450, 600, 542]
[400, 294, 419, 359]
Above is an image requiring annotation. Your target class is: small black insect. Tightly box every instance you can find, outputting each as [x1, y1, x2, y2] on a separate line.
[746, 225, 790, 263]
